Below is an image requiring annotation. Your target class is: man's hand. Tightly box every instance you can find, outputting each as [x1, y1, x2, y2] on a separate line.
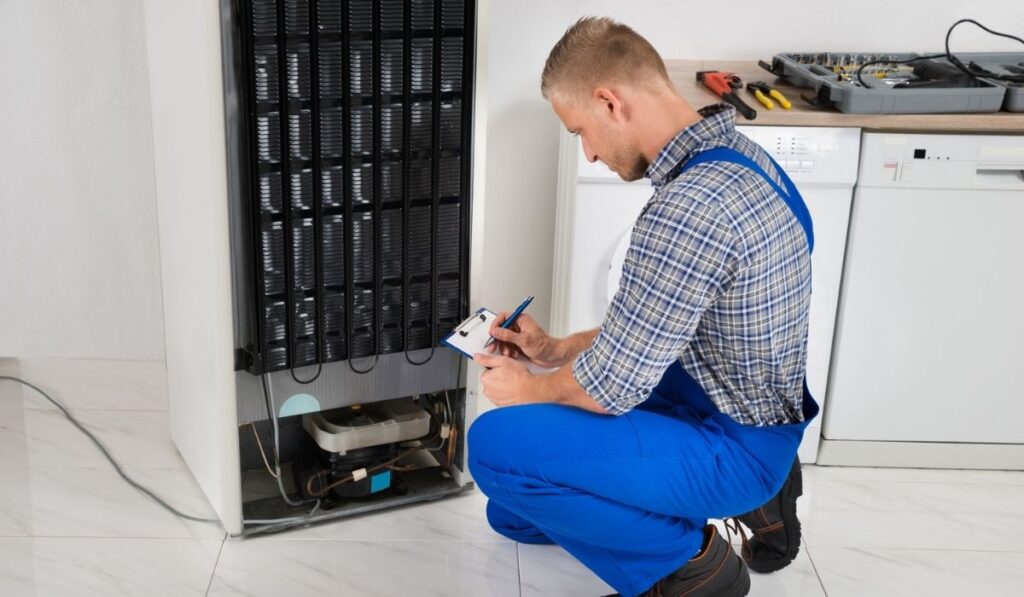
[475, 352, 610, 415]
[486, 312, 564, 369]
[474, 352, 544, 407]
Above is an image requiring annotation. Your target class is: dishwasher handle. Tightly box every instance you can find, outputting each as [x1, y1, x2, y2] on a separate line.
[975, 163, 1024, 188]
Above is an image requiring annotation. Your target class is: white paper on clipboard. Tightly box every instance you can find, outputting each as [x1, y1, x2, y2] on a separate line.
[442, 308, 558, 374]
[442, 308, 497, 358]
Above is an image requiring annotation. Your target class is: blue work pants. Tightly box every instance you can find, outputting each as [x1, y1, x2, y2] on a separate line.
[468, 361, 818, 596]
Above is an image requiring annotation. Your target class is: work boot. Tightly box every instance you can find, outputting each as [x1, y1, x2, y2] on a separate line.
[731, 457, 803, 573]
[603, 524, 750, 597]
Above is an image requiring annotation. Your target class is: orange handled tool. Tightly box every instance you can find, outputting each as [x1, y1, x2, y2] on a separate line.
[696, 71, 757, 120]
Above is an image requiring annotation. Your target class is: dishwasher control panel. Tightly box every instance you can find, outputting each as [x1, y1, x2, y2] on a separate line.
[859, 133, 1024, 189]
[738, 126, 861, 185]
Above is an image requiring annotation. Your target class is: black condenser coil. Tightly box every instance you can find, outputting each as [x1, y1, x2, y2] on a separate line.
[236, 0, 474, 374]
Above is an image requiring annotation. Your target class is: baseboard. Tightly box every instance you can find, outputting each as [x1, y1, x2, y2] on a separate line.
[817, 438, 1024, 470]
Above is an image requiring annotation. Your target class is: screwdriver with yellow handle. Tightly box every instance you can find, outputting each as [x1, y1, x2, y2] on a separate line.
[746, 81, 793, 110]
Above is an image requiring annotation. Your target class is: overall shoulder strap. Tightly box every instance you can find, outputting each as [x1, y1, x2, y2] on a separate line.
[680, 147, 814, 254]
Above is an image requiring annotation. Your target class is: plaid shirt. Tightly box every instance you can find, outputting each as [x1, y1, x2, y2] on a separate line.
[572, 104, 811, 426]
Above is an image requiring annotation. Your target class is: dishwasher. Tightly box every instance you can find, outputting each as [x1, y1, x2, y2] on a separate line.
[820, 132, 1024, 469]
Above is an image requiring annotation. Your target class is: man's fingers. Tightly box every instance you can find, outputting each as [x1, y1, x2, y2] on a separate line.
[491, 327, 517, 342]
[489, 311, 510, 333]
[515, 313, 535, 330]
[474, 352, 506, 368]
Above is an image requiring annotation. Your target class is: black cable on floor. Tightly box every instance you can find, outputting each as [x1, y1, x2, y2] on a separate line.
[0, 375, 220, 525]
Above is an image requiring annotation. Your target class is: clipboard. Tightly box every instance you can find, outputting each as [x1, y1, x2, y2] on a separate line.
[442, 308, 558, 374]
[441, 308, 498, 359]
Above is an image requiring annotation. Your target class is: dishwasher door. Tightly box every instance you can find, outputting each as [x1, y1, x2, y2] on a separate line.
[824, 133, 1024, 445]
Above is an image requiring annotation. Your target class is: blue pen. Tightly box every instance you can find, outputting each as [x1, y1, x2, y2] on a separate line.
[483, 295, 534, 349]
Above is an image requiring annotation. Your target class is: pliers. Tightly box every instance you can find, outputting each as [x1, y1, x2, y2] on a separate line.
[696, 71, 757, 120]
[746, 81, 793, 110]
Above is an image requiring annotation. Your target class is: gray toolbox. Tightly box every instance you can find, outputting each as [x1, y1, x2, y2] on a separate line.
[762, 52, 1010, 114]
[954, 52, 1024, 112]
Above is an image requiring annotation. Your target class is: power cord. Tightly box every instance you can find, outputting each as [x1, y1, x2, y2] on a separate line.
[0, 375, 220, 524]
[856, 19, 1024, 88]
[260, 373, 320, 509]
[0, 369, 465, 529]
[238, 373, 323, 527]
[945, 18, 1024, 83]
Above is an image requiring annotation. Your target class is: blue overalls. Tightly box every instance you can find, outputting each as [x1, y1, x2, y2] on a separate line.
[468, 147, 821, 597]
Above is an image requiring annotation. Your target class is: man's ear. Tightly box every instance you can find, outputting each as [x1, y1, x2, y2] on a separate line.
[592, 86, 624, 123]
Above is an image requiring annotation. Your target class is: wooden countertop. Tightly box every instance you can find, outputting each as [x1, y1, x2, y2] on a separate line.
[666, 60, 1024, 132]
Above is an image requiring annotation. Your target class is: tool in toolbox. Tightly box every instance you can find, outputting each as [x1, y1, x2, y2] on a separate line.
[894, 60, 983, 89]
[746, 81, 793, 110]
[696, 70, 757, 120]
[753, 16, 1024, 113]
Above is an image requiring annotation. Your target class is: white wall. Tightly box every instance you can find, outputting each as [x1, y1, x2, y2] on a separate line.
[0, 0, 164, 360]
[480, 0, 1024, 330]
[2, 0, 1021, 359]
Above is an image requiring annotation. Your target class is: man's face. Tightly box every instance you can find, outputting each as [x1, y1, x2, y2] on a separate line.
[552, 93, 648, 182]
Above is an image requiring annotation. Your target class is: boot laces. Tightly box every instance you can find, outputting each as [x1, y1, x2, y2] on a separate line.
[723, 518, 751, 561]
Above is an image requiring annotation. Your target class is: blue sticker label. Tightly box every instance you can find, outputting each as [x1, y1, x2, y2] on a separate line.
[370, 470, 392, 493]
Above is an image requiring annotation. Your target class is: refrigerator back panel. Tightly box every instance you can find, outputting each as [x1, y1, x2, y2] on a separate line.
[231, 0, 474, 374]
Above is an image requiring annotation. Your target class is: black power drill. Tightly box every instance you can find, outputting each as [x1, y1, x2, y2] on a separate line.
[895, 60, 982, 89]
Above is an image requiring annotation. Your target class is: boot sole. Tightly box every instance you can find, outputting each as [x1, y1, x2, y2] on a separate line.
[747, 464, 803, 574]
[600, 557, 751, 597]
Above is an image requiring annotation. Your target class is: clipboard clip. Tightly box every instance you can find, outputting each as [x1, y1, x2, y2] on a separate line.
[454, 312, 487, 337]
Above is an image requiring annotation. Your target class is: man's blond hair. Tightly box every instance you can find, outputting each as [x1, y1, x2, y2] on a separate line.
[541, 17, 671, 102]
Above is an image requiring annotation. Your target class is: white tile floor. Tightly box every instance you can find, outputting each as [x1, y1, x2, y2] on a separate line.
[2, 358, 1023, 596]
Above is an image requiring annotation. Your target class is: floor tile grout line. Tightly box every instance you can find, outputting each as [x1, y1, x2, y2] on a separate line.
[516, 543, 523, 597]
[4, 406, 171, 414]
[0, 535, 227, 541]
[0, 534, 515, 543]
[804, 480, 1024, 488]
[802, 541, 829, 597]
[3, 357, 167, 363]
[0, 465, 192, 472]
[801, 545, 1024, 554]
[6, 536, 1015, 552]
[809, 475, 1024, 481]
[203, 538, 515, 544]
[6, 536, 1016, 552]
[204, 533, 228, 597]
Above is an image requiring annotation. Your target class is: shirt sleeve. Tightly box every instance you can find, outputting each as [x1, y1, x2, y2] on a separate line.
[571, 190, 741, 415]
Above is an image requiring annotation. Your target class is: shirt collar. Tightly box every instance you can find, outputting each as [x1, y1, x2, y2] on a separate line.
[645, 103, 737, 188]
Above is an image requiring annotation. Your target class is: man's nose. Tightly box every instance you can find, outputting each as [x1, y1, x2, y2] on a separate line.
[581, 138, 598, 163]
